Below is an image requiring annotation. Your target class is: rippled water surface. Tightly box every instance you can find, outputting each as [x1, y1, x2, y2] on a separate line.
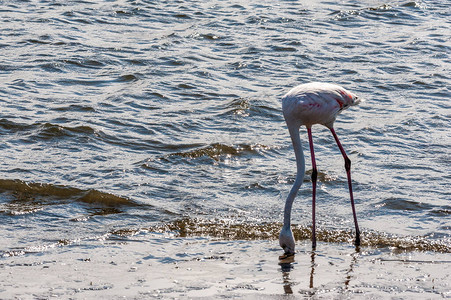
[1, 0, 450, 257]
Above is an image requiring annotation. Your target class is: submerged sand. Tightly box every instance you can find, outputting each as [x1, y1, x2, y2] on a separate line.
[1, 233, 450, 299]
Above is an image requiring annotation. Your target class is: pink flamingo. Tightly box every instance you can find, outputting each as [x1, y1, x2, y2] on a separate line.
[279, 82, 362, 257]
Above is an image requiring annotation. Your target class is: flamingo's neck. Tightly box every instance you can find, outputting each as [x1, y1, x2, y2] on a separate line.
[283, 124, 306, 228]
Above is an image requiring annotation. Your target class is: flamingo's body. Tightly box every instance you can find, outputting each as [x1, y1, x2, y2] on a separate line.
[280, 82, 362, 256]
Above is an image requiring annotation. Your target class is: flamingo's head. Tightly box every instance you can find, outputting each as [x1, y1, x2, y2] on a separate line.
[279, 225, 295, 255]
[350, 92, 364, 106]
[338, 89, 364, 107]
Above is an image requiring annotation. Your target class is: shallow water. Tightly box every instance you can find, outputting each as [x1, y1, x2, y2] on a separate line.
[0, 0, 450, 267]
[2, 235, 450, 298]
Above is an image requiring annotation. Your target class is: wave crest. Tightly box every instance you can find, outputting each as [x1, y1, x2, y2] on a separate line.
[154, 218, 451, 253]
[0, 179, 137, 216]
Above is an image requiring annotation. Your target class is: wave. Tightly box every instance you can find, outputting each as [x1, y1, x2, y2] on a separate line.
[0, 118, 33, 133]
[167, 143, 272, 161]
[331, 2, 423, 23]
[0, 179, 138, 216]
[216, 97, 281, 119]
[0, 119, 98, 140]
[2, 215, 449, 258]
[145, 218, 450, 253]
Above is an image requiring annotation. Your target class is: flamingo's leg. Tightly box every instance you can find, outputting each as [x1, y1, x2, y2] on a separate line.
[307, 127, 318, 249]
[330, 127, 361, 246]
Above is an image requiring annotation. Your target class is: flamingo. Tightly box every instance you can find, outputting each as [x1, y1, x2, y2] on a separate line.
[279, 82, 362, 257]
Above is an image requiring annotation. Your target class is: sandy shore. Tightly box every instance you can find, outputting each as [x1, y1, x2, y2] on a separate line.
[1, 233, 450, 299]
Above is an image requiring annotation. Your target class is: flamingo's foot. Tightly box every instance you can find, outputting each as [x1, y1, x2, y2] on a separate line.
[279, 252, 295, 260]
[355, 233, 361, 246]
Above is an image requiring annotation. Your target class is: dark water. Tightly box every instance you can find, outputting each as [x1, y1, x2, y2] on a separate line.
[1, 0, 450, 257]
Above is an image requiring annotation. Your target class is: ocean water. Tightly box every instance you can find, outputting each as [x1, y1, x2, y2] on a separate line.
[0, 0, 450, 258]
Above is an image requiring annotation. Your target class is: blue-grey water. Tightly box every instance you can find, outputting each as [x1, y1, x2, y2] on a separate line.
[1, 0, 450, 258]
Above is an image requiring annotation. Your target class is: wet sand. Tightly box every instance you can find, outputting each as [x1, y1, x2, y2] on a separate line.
[1, 234, 450, 299]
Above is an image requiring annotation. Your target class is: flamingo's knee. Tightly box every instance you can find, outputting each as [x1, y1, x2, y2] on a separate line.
[344, 157, 351, 172]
